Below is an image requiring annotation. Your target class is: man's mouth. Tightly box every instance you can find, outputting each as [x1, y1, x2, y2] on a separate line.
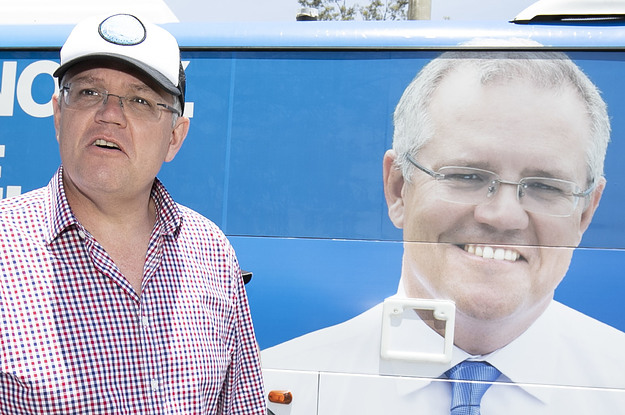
[93, 139, 120, 150]
[463, 244, 521, 262]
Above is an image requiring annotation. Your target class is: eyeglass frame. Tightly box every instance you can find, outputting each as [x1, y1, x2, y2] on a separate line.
[404, 153, 595, 217]
[59, 83, 181, 120]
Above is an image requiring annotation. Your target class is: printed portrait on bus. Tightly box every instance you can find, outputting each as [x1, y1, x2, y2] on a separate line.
[257, 42, 625, 414]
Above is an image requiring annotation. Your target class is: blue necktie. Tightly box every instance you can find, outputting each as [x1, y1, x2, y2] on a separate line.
[445, 361, 501, 415]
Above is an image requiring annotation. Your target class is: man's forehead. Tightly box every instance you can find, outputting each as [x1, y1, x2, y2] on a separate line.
[422, 68, 591, 179]
[63, 60, 169, 96]
[430, 64, 587, 125]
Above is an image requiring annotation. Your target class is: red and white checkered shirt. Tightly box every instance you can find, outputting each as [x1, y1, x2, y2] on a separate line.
[0, 168, 265, 414]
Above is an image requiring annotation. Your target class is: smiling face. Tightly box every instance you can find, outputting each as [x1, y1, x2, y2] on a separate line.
[384, 67, 604, 326]
[52, 63, 189, 204]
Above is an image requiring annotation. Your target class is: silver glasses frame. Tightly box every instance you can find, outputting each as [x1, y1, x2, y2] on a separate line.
[60, 84, 181, 120]
[405, 154, 595, 217]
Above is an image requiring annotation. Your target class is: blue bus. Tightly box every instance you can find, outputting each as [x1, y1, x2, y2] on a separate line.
[1, 2, 625, 413]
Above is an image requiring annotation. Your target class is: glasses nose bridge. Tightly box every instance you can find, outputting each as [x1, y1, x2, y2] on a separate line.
[102, 91, 125, 109]
[488, 177, 524, 201]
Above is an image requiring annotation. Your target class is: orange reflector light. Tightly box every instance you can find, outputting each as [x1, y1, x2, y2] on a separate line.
[268, 390, 293, 405]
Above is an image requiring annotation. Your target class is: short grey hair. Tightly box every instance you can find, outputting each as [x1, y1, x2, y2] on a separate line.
[170, 94, 182, 127]
[392, 39, 611, 185]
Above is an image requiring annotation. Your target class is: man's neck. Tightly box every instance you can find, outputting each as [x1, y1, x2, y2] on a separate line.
[63, 176, 157, 294]
[401, 270, 551, 355]
[63, 173, 155, 230]
[450, 302, 548, 355]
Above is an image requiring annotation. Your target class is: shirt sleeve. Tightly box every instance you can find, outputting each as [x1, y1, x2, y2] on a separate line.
[217, 251, 266, 414]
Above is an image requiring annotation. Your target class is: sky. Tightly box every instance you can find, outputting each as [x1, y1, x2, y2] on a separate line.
[0, 0, 540, 24]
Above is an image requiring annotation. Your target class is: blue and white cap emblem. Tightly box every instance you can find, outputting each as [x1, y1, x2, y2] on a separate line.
[98, 14, 146, 46]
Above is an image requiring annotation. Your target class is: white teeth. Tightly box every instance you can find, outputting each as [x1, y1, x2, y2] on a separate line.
[504, 250, 517, 261]
[94, 139, 119, 149]
[493, 248, 505, 260]
[482, 246, 494, 259]
[463, 244, 520, 262]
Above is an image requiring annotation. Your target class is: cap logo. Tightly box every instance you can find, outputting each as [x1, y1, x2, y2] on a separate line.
[98, 14, 146, 46]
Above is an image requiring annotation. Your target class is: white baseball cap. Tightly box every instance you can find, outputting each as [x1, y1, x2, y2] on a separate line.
[54, 13, 185, 109]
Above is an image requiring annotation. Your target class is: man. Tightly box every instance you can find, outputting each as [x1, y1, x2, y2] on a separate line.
[0, 14, 265, 414]
[261, 45, 625, 413]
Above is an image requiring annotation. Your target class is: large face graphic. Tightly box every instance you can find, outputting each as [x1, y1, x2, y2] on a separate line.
[388, 67, 603, 327]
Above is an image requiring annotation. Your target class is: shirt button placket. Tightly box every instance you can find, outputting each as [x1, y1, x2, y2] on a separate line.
[138, 306, 158, 401]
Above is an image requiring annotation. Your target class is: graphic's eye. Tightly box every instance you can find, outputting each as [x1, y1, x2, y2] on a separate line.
[442, 169, 492, 189]
[446, 172, 487, 182]
[524, 179, 568, 195]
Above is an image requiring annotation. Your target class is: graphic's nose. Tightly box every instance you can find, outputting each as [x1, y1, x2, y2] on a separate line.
[474, 181, 529, 230]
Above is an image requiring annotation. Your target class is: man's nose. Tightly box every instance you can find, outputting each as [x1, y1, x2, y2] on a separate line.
[102, 93, 125, 109]
[96, 93, 127, 124]
[473, 182, 530, 230]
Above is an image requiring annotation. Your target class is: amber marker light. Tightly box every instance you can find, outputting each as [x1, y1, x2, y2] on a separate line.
[268, 390, 293, 405]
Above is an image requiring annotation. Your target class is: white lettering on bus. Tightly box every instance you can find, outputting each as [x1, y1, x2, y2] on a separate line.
[0, 60, 56, 118]
[0, 61, 17, 116]
[17, 60, 58, 118]
[0, 144, 22, 199]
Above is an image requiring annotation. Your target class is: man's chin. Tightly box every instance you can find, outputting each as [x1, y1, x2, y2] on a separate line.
[453, 291, 529, 322]
[456, 291, 555, 329]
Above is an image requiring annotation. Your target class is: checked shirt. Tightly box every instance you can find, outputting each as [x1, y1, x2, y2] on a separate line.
[0, 168, 265, 414]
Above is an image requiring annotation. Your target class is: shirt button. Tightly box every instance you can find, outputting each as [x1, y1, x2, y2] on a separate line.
[141, 316, 149, 327]
[151, 379, 159, 391]
[78, 230, 86, 239]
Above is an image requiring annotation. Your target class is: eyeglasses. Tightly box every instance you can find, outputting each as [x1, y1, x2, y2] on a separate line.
[60, 83, 181, 121]
[406, 154, 594, 217]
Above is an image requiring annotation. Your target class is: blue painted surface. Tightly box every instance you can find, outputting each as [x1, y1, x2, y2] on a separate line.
[1, 21, 624, 351]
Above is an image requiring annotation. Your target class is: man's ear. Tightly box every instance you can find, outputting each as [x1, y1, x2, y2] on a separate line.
[52, 94, 62, 143]
[579, 176, 606, 235]
[383, 149, 405, 229]
[165, 116, 190, 162]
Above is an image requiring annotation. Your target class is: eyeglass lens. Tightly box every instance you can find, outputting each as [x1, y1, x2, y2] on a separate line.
[434, 167, 580, 217]
[62, 84, 175, 121]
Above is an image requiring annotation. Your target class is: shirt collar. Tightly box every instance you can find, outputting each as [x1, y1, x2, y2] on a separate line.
[45, 167, 182, 244]
[486, 302, 560, 405]
[45, 167, 78, 244]
[149, 176, 182, 237]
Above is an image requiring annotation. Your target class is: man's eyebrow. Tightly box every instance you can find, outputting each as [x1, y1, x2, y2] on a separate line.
[521, 167, 577, 180]
[125, 82, 168, 100]
[436, 158, 578, 180]
[64, 77, 162, 98]
[65, 75, 150, 89]
[432, 158, 494, 170]
[65, 74, 101, 84]
[127, 82, 155, 93]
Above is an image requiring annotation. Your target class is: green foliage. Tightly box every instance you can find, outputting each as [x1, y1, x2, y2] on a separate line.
[297, 0, 356, 20]
[361, 0, 408, 20]
[298, 0, 408, 21]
